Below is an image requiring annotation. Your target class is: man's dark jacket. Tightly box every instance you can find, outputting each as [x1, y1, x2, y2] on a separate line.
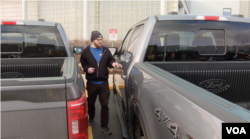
[80, 45, 115, 81]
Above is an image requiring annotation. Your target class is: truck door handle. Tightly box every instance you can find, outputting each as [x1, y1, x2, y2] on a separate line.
[121, 73, 127, 80]
[131, 87, 134, 92]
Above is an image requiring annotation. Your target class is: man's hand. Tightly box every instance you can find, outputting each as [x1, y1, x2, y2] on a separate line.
[88, 67, 95, 74]
[112, 63, 122, 68]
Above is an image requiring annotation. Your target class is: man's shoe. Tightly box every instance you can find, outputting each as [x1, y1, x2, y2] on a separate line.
[88, 119, 94, 126]
[100, 126, 112, 135]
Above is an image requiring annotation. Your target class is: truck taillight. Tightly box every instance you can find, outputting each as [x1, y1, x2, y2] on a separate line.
[67, 92, 88, 139]
[1, 21, 24, 25]
[195, 16, 228, 21]
[1, 21, 16, 25]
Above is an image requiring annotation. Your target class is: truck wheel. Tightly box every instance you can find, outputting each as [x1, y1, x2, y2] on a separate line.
[133, 118, 145, 139]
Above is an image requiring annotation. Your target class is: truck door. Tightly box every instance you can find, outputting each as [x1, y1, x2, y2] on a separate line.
[114, 28, 133, 115]
[123, 25, 145, 121]
[114, 24, 144, 118]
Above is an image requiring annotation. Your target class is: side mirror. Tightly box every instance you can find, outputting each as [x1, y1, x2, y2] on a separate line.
[73, 47, 83, 55]
[108, 47, 118, 56]
[125, 51, 132, 59]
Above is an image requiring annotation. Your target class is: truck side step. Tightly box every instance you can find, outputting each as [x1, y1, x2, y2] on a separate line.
[113, 94, 130, 139]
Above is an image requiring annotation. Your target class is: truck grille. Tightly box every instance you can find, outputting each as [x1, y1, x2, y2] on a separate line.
[1, 64, 60, 78]
[169, 70, 250, 104]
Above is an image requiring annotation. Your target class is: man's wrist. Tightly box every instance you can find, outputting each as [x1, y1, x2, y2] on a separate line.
[111, 62, 115, 66]
[86, 67, 90, 73]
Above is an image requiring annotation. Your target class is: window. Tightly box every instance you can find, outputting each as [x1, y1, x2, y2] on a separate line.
[126, 24, 144, 58]
[120, 29, 133, 55]
[1, 32, 23, 53]
[198, 30, 225, 54]
[144, 20, 250, 62]
[1, 25, 67, 58]
[223, 8, 231, 16]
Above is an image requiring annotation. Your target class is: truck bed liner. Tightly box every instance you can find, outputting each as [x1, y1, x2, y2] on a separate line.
[1, 64, 61, 78]
[1, 58, 64, 78]
[152, 61, 250, 106]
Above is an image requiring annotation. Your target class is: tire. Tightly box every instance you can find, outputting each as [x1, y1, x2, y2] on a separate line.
[133, 117, 145, 139]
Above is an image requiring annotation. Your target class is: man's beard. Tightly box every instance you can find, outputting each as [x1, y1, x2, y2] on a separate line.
[94, 41, 102, 48]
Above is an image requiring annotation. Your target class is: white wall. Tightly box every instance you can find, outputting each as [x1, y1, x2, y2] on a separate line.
[190, 1, 240, 16]
[240, 0, 250, 17]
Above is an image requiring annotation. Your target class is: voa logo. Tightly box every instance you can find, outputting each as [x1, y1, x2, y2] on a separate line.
[226, 127, 246, 134]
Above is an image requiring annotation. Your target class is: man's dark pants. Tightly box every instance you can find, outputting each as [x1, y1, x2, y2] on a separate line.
[87, 80, 110, 127]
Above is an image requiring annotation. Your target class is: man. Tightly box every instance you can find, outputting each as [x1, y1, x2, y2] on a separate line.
[80, 31, 122, 135]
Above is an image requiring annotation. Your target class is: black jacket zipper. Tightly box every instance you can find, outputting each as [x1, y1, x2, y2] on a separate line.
[97, 49, 106, 78]
[89, 48, 98, 64]
[89, 46, 106, 79]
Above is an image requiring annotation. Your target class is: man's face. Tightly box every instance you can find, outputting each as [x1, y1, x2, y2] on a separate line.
[93, 36, 102, 48]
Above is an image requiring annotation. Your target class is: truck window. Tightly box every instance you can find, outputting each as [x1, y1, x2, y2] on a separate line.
[144, 21, 250, 61]
[197, 29, 225, 55]
[120, 29, 133, 55]
[1, 25, 67, 58]
[126, 24, 144, 59]
[1, 32, 23, 53]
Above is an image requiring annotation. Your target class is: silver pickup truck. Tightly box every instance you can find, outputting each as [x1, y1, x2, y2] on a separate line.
[1, 20, 88, 139]
[113, 15, 250, 139]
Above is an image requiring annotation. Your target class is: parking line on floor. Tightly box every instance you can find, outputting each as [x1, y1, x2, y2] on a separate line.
[86, 91, 93, 139]
[88, 126, 93, 139]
